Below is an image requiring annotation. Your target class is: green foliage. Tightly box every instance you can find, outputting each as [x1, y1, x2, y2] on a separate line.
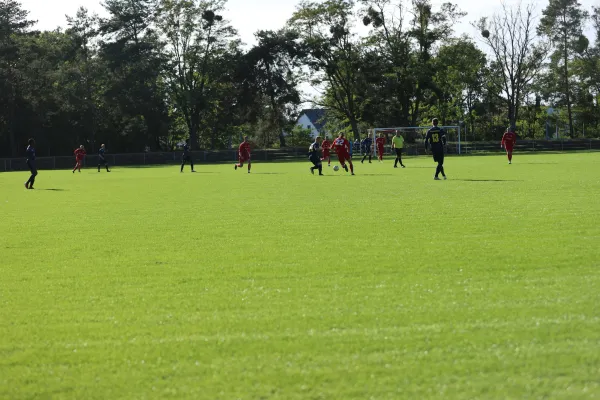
[286, 125, 314, 147]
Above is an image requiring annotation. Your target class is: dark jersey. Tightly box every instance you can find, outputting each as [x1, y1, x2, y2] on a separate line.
[308, 141, 321, 159]
[425, 127, 447, 153]
[182, 144, 190, 156]
[26, 145, 36, 161]
[361, 137, 372, 151]
[99, 148, 106, 159]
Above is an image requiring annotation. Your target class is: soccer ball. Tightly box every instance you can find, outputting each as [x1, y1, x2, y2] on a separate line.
[333, 165, 340, 171]
[481, 29, 490, 38]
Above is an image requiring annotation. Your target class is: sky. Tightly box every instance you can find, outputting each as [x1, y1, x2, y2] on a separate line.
[17, 0, 600, 47]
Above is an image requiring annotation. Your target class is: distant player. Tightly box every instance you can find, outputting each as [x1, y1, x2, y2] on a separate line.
[309, 136, 324, 175]
[361, 133, 373, 164]
[73, 145, 86, 173]
[181, 141, 195, 172]
[321, 136, 331, 167]
[392, 131, 405, 168]
[425, 118, 447, 180]
[98, 144, 111, 172]
[24, 138, 37, 189]
[376, 133, 386, 162]
[331, 132, 355, 175]
[349, 137, 354, 158]
[501, 127, 517, 164]
[235, 136, 251, 173]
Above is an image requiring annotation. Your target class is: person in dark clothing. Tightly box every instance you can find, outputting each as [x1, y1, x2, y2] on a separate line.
[181, 142, 195, 172]
[309, 136, 324, 175]
[24, 138, 37, 189]
[424, 118, 447, 180]
[98, 144, 111, 172]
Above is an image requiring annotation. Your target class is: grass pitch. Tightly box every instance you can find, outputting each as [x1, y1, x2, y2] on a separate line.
[1, 152, 599, 399]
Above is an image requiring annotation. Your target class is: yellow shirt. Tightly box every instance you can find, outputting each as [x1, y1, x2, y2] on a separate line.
[392, 135, 404, 149]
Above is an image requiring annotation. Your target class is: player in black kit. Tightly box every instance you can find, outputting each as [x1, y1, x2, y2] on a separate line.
[98, 144, 111, 172]
[424, 118, 447, 180]
[309, 136, 324, 175]
[181, 142, 195, 172]
[24, 138, 37, 189]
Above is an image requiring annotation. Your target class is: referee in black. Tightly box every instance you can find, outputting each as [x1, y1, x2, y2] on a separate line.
[181, 141, 195, 172]
[424, 118, 447, 180]
[309, 136, 324, 175]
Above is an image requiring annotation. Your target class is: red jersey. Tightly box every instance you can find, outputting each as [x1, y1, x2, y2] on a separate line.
[331, 137, 350, 154]
[238, 141, 251, 159]
[321, 140, 331, 151]
[502, 131, 517, 147]
[74, 148, 86, 160]
[376, 137, 386, 148]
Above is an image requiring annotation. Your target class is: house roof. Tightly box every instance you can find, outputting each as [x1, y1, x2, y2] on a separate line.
[299, 109, 328, 132]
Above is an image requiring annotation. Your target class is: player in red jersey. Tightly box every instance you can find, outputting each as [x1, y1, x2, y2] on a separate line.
[375, 133, 386, 162]
[331, 132, 355, 175]
[321, 136, 332, 167]
[501, 127, 517, 164]
[235, 136, 252, 173]
[73, 145, 86, 173]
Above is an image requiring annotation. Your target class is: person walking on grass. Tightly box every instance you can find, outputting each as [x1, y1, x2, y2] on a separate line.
[98, 144, 111, 172]
[181, 141, 195, 172]
[24, 138, 38, 189]
[392, 131, 406, 168]
[73, 145, 86, 173]
[425, 118, 447, 180]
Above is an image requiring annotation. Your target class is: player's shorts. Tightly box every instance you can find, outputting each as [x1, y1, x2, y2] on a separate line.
[505, 145, 514, 152]
[239, 156, 250, 164]
[310, 156, 321, 166]
[182, 155, 191, 162]
[337, 152, 351, 164]
[395, 148, 403, 156]
[432, 152, 444, 164]
[27, 160, 37, 174]
[98, 158, 107, 165]
[322, 150, 330, 158]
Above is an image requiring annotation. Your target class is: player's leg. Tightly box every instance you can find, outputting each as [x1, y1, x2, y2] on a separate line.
[27, 165, 37, 188]
[506, 147, 513, 163]
[78, 160, 82, 172]
[439, 153, 446, 178]
[394, 150, 399, 168]
[348, 157, 354, 175]
[181, 157, 185, 172]
[398, 149, 405, 167]
[247, 159, 251, 173]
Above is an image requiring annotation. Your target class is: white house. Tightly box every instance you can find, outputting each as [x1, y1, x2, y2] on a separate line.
[295, 109, 329, 139]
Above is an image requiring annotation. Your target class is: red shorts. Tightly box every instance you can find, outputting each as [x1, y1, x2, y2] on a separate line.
[76, 158, 84, 163]
[322, 150, 330, 158]
[505, 145, 514, 152]
[377, 146, 384, 153]
[239, 156, 250, 164]
[337, 152, 351, 164]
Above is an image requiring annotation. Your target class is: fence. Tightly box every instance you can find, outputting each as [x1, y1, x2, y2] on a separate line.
[1, 139, 599, 172]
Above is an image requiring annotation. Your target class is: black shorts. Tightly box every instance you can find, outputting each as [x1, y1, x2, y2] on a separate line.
[310, 157, 322, 166]
[98, 158, 107, 165]
[433, 152, 444, 164]
[395, 148, 403, 156]
[182, 155, 191, 162]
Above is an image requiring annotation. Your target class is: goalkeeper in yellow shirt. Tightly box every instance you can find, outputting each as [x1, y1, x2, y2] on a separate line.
[392, 131, 406, 168]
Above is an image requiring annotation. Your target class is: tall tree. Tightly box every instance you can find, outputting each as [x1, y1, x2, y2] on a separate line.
[0, 0, 35, 156]
[538, 0, 588, 137]
[289, 0, 365, 139]
[156, 0, 236, 149]
[477, 3, 548, 130]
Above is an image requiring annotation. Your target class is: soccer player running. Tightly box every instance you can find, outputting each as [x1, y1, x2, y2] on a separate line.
[309, 136, 324, 175]
[24, 138, 37, 189]
[234, 136, 251, 173]
[376, 133, 386, 162]
[425, 118, 447, 180]
[180, 141, 195, 172]
[501, 127, 517, 164]
[331, 132, 355, 175]
[361, 133, 373, 164]
[73, 145, 86, 173]
[321, 136, 332, 167]
[392, 130, 406, 168]
[98, 144, 111, 172]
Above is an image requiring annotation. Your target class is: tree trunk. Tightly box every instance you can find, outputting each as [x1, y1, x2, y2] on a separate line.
[564, 36, 574, 138]
[349, 117, 360, 140]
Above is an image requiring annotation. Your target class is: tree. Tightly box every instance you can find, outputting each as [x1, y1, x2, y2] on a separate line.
[156, 0, 236, 149]
[289, 0, 365, 139]
[477, 3, 549, 130]
[538, 0, 588, 137]
[0, 0, 35, 156]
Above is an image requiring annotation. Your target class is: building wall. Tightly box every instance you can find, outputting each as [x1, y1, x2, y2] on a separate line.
[296, 114, 320, 138]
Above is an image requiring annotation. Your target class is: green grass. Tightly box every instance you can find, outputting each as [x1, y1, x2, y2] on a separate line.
[1, 152, 599, 399]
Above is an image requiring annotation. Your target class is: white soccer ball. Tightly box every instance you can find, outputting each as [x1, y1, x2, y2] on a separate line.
[333, 165, 340, 171]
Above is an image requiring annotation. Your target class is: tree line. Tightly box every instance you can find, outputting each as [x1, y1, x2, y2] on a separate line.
[1, 0, 599, 157]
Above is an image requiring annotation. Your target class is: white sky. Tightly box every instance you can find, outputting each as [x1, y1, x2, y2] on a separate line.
[18, 0, 600, 46]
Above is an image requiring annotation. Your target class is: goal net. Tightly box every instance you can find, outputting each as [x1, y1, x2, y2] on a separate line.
[368, 126, 463, 156]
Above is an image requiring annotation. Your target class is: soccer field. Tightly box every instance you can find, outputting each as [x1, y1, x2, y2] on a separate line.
[1, 152, 599, 399]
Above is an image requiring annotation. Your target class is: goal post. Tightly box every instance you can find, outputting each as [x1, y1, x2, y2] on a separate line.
[370, 126, 462, 156]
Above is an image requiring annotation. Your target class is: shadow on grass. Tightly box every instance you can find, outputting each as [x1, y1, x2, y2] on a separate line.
[39, 188, 68, 191]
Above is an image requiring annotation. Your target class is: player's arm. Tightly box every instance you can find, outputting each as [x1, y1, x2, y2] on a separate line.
[501, 133, 506, 148]
[441, 130, 447, 146]
[424, 132, 430, 150]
